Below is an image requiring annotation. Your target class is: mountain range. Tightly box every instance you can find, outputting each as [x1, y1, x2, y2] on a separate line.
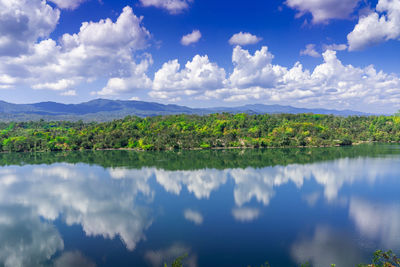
[0, 99, 371, 122]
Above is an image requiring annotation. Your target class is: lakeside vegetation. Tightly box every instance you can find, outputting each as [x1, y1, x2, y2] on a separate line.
[1, 113, 400, 152]
[165, 250, 400, 267]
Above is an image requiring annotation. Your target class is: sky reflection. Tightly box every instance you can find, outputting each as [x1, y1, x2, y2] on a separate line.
[0, 149, 399, 266]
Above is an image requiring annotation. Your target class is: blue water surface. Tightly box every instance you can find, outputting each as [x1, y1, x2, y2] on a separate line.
[0, 144, 399, 267]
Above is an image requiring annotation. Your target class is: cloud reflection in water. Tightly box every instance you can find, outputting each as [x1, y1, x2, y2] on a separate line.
[0, 154, 398, 266]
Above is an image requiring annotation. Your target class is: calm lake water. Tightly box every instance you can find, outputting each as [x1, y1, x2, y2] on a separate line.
[1, 144, 400, 267]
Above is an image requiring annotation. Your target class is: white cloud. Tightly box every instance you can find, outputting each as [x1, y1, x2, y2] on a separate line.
[197, 47, 400, 113]
[0, 74, 16, 89]
[0, 0, 60, 56]
[285, 0, 361, 23]
[139, 0, 193, 14]
[148, 45, 400, 112]
[33, 79, 76, 91]
[151, 54, 226, 100]
[48, 0, 87, 10]
[228, 32, 262, 46]
[232, 207, 260, 222]
[300, 44, 321, 57]
[181, 30, 202, 46]
[228, 46, 285, 89]
[97, 54, 153, 96]
[323, 43, 348, 51]
[184, 209, 204, 225]
[0, 6, 152, 97]
[62, 7, 150, 50]
[347, 0, 400, 51]
[60, 90, 77, 96]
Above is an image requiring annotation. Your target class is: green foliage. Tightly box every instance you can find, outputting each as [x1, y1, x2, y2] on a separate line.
[164, 253, 187, 267]
[0, 113, 400, 152]
[248, 250, 398, 267]
[358, 250, 400, 267]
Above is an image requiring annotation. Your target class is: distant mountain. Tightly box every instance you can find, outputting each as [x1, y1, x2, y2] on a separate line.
[0, 99, 371, 122]
[206, 104, 369, 116]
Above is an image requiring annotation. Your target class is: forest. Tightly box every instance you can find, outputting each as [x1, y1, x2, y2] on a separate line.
[1, 113, 400, 152]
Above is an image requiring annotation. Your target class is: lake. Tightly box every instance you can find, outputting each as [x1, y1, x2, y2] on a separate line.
[0, 144, 400, 267]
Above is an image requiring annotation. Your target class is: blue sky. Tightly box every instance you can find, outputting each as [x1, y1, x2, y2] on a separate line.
[0, 0, 399, 113]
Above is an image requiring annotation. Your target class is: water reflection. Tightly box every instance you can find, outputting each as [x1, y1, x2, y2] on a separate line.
[0, 146, 399, 266]
[0, 164, 153, 252]
[154, 169, 227, 199]
[184, 209, 204, 225]
[349, 198, 400, 249]
[53, 251, 96, 267]
[150, 157, 398, 206]
[291, 226, 365, 266]
[0, 205, 63, 267]
[144, 243, 197, 267]
[231, 207, 260, 222]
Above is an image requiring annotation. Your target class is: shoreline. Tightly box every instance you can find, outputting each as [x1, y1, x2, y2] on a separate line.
[0, 140, 393, 154]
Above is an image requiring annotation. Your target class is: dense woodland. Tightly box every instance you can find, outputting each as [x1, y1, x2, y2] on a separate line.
[1, 113, 400, 152]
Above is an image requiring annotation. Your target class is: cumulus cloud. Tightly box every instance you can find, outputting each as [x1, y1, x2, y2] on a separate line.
[48, 0, 87, 10]
[229, 32, 262, 46]
[0, 74, 16, 89]
[0, 0, 60, 56]
[60, 90, 77, 96]
[33, 79, 76, 91]
[300, 44, 320, 57]
[285, 0, 361, 23]
[97, 54, 153, 96]
[184, 209, 204, 225]
[144, 43, 399, 112]
[0, 6, 152, 96]
[139, 0, 193, 14]
[181, 30, 202, 46]
[194, 47, 400, 113]
[323, 43, 348, 51]
[228, 46, 285, 89]
[151, 55, 226, 100]
[347, 0, 400, 51]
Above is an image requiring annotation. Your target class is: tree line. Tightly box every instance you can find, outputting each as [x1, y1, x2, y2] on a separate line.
[1, 113, 400, 152]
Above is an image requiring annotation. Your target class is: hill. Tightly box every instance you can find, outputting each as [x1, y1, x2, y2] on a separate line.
[0, 99, 370, 121]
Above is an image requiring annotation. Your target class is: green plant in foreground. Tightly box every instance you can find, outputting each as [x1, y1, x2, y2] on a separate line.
[169, 250, 399, 267]
[358, 250, 400, 267]
[164, 253, 187, 267]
